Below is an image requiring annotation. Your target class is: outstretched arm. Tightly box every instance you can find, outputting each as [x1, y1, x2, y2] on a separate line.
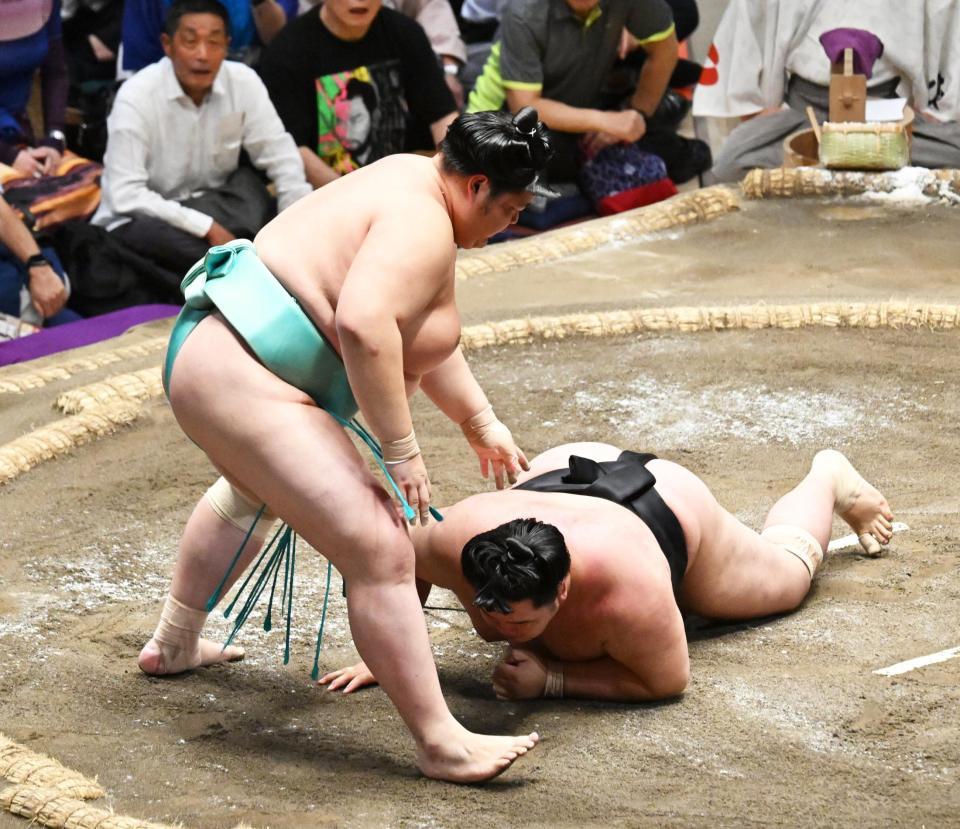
[420, 348, 529, 488]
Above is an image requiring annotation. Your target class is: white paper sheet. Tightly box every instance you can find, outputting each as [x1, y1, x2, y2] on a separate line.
[865, 97, 907, 121]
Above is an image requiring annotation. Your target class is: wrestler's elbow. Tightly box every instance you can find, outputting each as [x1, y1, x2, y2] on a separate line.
[649, 663, 690, 700]
[628, 663, 689, 701]
[335, 309, 387, 357]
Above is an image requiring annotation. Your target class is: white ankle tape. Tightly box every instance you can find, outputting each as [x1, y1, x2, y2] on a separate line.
[153, 594, 207, 650]
[761, 524, 824, 579]
[205, 476, 277, 537]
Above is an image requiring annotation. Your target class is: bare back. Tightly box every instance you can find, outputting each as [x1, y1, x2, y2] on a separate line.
[254, 154, 461, 379]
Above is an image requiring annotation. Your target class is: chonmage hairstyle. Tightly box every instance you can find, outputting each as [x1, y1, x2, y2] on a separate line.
[461, 518, 570, 614]
[164, 0, 231, 37]
[440, 107, 553, 196]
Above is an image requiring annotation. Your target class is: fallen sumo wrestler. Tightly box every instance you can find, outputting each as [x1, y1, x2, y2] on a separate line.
[139, 107, 564, 783]
[319, 441, 895, 702]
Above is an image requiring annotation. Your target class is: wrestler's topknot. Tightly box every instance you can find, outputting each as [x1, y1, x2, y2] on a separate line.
[461, 518, 570, 614]
[440, 109, 553, 196]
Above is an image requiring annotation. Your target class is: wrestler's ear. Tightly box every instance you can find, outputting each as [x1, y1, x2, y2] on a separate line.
[466, 175, 487, 199]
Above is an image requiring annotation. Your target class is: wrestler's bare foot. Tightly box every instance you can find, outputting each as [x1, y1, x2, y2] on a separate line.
[415, 722, 539, 784]
[813, 449, 894, 556]
[137, 637, 244, 676]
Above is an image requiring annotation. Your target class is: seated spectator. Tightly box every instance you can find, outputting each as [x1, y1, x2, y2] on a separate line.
[299, 0, 468, 107]
[92, 0, 310, 286]
[695, 0, 960, 183]
[1, 0, 70, 178]
[466, 0, 711, 196]
[1, 184, 81, 331]
[259, 0, 458, 188]
[119, 0, 296, 73]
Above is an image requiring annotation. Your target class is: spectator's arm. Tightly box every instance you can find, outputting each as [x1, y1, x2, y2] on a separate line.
[237, 68, 312, 207]
[251, 0, 289, 45]
[298, 147, 340, 188]
[0, 196, 43, 263]
[629, 29, 678, 117]
[102, 100, 214, 236]
[505, 87, 610, 134]
[430, 111, 458, 147]
[0, 196, 67, 318]
[400, 0, 467, 64]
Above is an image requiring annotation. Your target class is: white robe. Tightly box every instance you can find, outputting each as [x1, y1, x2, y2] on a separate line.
[693, 0, 960, 123]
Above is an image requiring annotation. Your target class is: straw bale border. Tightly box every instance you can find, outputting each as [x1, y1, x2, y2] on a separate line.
[3, 300, 959, 487]
[0, 733, 255, 829]
[55, 368, 163, 415]
[0, 400, 143, 485]
[742, 167, 960, 202]
[455, 186, 739, 279]
[0, 735, 103, 801]
[458, 300, 960, 350]
[0, 337, 167, 395]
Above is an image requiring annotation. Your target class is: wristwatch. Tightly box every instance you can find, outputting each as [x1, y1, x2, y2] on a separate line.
[25, 253, 51, 270]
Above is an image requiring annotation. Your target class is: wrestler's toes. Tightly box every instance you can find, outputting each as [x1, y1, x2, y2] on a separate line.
[858, 533, 883, 556]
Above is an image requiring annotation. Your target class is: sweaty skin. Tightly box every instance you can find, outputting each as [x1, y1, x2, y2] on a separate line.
[139, 151, 539, 783]
[322, 442, 894, 702]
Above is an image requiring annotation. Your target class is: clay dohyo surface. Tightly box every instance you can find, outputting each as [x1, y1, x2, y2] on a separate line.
[2, 198, 960, 828]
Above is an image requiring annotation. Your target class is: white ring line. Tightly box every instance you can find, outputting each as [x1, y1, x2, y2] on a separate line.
[874, 646, 960, 676]
[826, 521, 910, 552]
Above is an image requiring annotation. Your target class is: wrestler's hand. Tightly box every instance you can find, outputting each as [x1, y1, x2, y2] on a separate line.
[390, 453, 432, 526]
[318, 660, 377, 693]
[460, 405, 530, 489]
[492, 648, 548, 700]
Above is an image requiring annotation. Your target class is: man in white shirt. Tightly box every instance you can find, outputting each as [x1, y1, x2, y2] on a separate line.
[93, 0, 310, 280]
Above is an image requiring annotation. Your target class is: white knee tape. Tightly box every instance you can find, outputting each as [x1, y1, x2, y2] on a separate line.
[761, 524, 824, 579]
[205, 476, 277, 538]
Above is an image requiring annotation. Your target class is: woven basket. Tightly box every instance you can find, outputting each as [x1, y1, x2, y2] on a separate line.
[820, 106, 914, 170]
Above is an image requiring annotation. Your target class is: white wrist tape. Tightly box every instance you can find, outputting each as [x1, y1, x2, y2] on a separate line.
[382, 429, 421, 464]
[205, 476, 277, 538]
[459, 404, 497, 440]
[543, 664, 564, 698]
[761, 524, 824, 579]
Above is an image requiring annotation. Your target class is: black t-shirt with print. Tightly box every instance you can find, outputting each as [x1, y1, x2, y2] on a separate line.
[259, 7, 455, 174]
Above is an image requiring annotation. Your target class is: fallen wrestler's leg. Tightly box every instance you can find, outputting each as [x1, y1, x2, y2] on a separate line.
[138, 476, 279, 675]
[675, 450, 893, 620]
